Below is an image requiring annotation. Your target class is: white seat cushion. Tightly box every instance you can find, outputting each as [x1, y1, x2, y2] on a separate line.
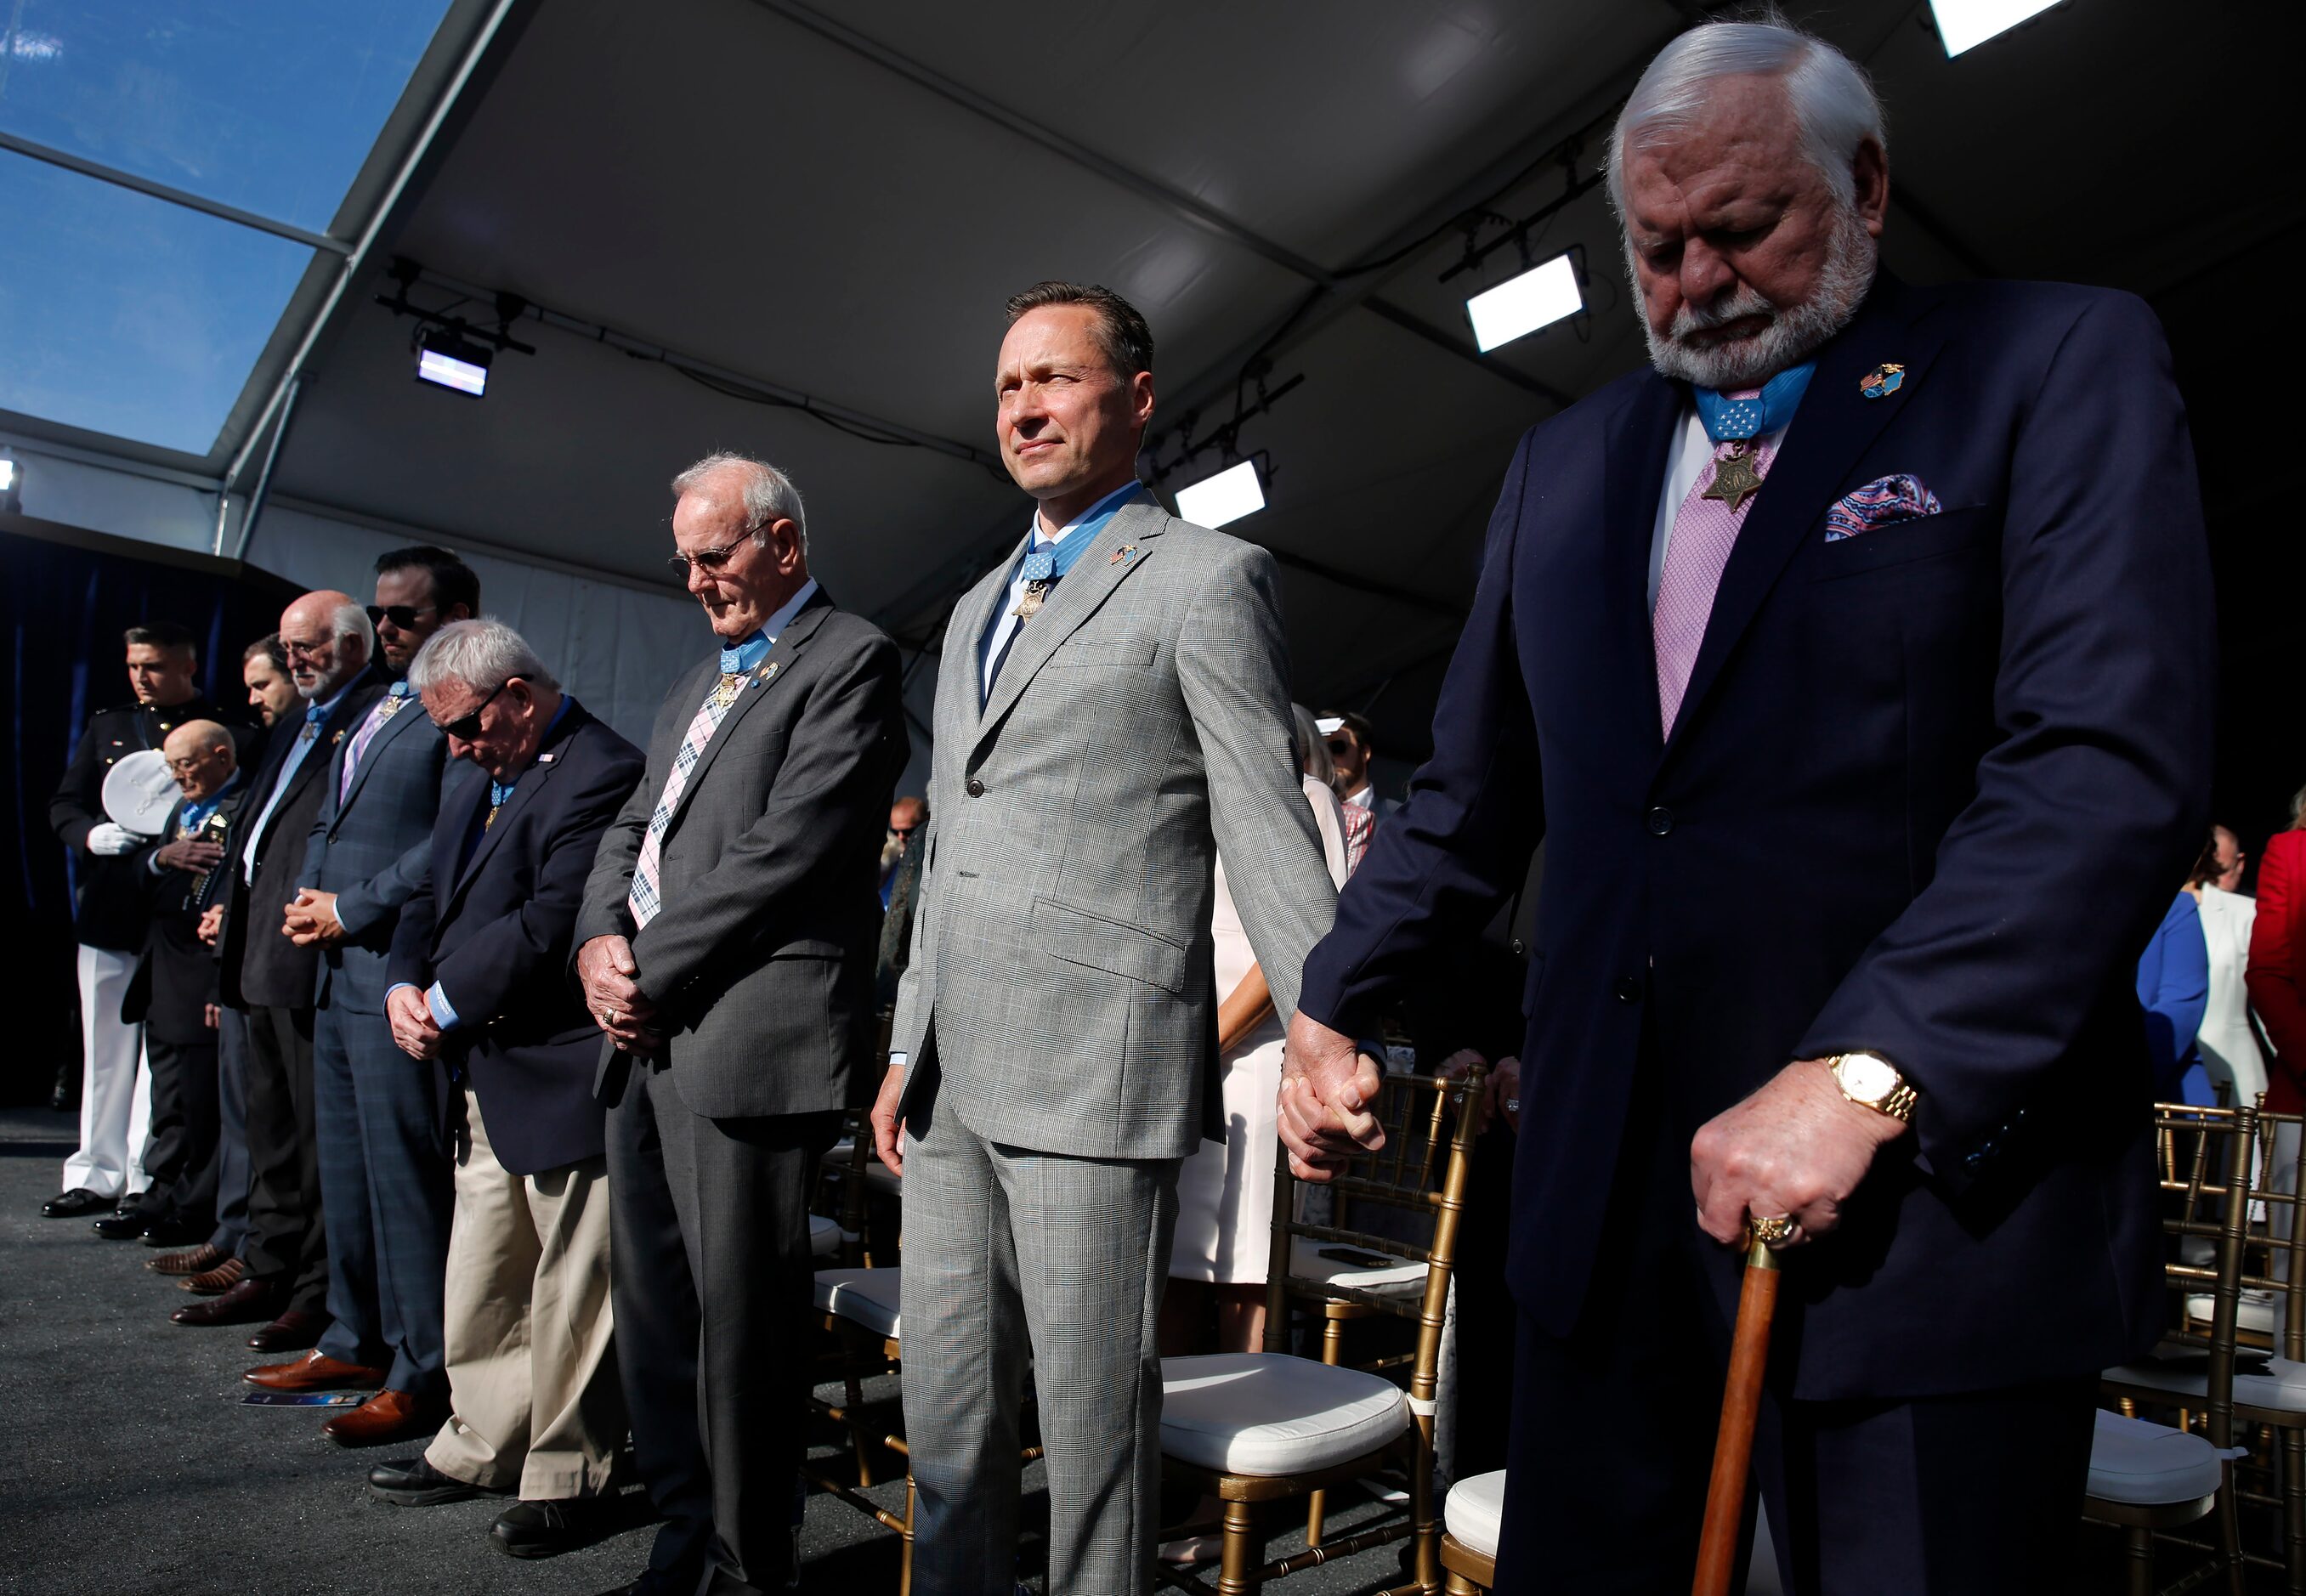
[809, 1213, 841, 1258]
[2108, 1352, 2306, 1417]
[1289, 1237, 1427, 1296]
[1160, 1353, 1408, 1475]
[2087, 1410, 2223, 1506]
[824, 1141, 902, 1195]
[1444, 1469, 1506, 1556]
[814, 1266, 900, 1338]
[2184, 1291, 2280, 1338]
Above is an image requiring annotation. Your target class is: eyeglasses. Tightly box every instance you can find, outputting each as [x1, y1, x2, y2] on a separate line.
[666, 535, 755, 574]
[438, 679, 509, 740]
[365, 603, 438, 631]
[281, 637, 331, 661]
[164, 756, 212, 775]
[1323, 737, 1355, 757]
[888, 824, 920, 840]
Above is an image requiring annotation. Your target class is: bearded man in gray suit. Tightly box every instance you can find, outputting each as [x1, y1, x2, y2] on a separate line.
[872, 282, 1339, 1592]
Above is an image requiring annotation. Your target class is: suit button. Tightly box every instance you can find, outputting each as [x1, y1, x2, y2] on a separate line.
[1616, 976, 1643, 1005]
[1644, 806, 1674, 836]
[965, 778, 985, 797]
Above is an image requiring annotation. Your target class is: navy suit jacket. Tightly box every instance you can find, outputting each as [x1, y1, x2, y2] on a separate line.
[388, 703, 645, 1175]
[1297, 274, 2215, 1401]
[301, 683, 478, 1014]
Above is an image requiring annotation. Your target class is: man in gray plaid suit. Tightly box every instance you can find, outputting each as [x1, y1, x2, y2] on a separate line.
[873, 282, 1339, 1592]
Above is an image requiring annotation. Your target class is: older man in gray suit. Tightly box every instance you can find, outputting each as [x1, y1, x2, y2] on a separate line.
[873, 282, 1339, 1592]
[578, 454, 907, 1596]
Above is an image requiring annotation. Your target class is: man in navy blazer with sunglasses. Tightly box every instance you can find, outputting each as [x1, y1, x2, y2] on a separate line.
[1282, 19, 2213, 1595]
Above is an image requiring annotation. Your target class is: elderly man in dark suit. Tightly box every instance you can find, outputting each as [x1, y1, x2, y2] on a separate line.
[175, 593, 382, 1344]
[1282, 19, 2213, 1594]
[247, 551, 479, 1448]
[577, 453, 906, 1596]
[117, 721, 246, 1247]
[356, 620, 644, 1560]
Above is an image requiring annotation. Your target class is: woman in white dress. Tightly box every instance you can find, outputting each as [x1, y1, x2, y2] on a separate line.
[2194, 828, 2267, 1106]
[1162, 705, 1349, 1356]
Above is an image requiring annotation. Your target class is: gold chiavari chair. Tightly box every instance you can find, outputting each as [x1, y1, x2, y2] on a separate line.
[1154, 1063, 1484, 1595]
[2111, 1106, 2306, 1592]
[1436, 1469, 1503, 1593]
[2092, 1102, 2256, 1596]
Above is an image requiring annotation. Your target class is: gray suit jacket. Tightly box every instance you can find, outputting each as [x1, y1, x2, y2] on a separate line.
[298, 688, 474, 1015]
[575, 592, 908, 1119]
[891, 495, 1338, 1161]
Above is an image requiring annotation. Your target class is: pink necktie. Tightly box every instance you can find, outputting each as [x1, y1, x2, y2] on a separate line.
[626, 676, 743, 929]
[1652, 427, 1777, 739]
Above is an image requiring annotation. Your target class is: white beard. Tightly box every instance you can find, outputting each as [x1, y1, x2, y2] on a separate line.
[1636, 207, 1878, 391]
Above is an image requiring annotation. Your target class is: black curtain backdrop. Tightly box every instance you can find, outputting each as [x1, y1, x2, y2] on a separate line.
[3, 513, 301, 1106]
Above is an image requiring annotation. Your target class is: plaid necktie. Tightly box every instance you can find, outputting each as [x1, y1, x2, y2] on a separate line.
[1652, 430, 1777, 739]
[626, 673, 745, 929]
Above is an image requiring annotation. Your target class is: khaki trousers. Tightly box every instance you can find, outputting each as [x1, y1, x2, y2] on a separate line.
[425, 1089, 624, 1499]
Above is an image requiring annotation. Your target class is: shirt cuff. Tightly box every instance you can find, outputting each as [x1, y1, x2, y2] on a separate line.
[426, 982, 461, 1031]
[887, 1052, 909, 1070]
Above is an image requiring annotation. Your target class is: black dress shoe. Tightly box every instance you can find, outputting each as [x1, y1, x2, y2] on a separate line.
[370, 1454, 484, 1505]
[42, 1188, 110, 1219]
[171, 1276, 281, 1327]
[139, 1218, 207, 1247]
[490, 1497, 599, 1559]
[246, 1308, 329, 1353]
[93, 1211, 154, 1240]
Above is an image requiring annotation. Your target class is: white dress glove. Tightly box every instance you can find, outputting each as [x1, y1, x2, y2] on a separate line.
[85, 822, 139, 856]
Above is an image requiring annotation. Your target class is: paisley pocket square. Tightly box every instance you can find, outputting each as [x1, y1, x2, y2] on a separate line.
[1824, 474, 1942, 541]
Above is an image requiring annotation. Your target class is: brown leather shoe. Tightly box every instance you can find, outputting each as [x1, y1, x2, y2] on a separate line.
[247, 1310, 330, 1353]
[244, 1350, 386, 1393]
[322, 1389, 444, 1448]
[148, 1242, 224, 1276]
[172, 1276, 280, 1327]
[181, 1257, 247, 1295]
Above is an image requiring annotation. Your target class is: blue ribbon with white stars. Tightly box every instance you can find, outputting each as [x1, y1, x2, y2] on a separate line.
[1693, 361, 1816, 444]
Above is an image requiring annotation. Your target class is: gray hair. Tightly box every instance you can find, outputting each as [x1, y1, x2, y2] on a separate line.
[671, 452, 810, 557]
[331, 600, 375, 658]
[1607, 17, 1886, 215]
[407, 618, 558, 697]
[1292, 703, 1336, 788]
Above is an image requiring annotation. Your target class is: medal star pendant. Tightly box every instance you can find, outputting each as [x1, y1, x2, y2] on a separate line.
[1702, 445, 1766, 513]
[1013, 580, 1049, 620]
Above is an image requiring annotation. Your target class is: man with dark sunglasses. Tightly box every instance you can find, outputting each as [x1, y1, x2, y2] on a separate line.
[367, 545, 479, 676]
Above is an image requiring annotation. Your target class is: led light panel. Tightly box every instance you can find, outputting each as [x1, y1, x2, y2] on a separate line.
[1175, 460, 1266, 529]
[1466, 253, 1584, 354]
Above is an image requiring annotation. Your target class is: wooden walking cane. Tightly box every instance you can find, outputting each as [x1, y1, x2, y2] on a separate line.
[1691, 1222, 1784, 1596]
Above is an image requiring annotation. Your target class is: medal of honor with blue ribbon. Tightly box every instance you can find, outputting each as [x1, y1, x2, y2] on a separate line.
[1694, 360, 1816, 513]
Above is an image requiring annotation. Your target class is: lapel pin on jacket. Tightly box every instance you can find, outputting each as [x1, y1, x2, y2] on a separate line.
[752, 659, 781, 690]
[1859, 362, 1906, 399]
[1109, 544, 1137, 567]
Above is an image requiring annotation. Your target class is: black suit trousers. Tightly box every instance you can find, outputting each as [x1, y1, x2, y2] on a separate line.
[604, 1056, 841, 1593]
[241, 1005, 327, 1312]
[1491, 1036, 2094, 1596]
[141, 1034, 219, 1229]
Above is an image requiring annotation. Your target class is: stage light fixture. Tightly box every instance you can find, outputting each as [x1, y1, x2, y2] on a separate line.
[1465, 252, 1583, 354]
[415, 326, 493, 398]
[1929, 0, 2061, 55]
[1175, 459, 1266, 529]
[0, 456, 16, 493]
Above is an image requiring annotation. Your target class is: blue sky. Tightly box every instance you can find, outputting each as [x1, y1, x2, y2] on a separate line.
[0, 1, 454, 454]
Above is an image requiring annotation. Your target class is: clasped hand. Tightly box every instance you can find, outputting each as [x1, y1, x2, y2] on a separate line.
[386, 984, 443, 1061]
[1687, 1058, 1907, 1250]
[1277, 1013, 1386, 1181]
[577, 935, 661, 1054]
[282, 888, 344, 947]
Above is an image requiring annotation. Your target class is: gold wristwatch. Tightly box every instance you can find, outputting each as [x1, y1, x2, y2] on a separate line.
[1828, 1050, 1918, 1124]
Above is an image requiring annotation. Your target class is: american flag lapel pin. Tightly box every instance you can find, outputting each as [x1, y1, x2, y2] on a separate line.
[1110, 544, 1137, 567]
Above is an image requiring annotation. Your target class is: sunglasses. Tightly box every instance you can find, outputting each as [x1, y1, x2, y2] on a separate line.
[888, 823, 921, 839]
[365, 603, 438, 631]
[666, 535, 754, 574]
[439, 679, 509, 740]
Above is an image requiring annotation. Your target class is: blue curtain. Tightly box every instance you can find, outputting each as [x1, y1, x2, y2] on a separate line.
[3, 527, 298, 1104]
